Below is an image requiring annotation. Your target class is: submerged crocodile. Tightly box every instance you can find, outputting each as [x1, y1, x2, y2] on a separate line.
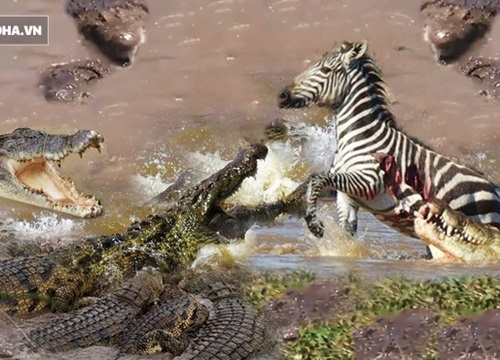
[421, 0, 499, 62]
[0, 143, 270, 315]
[66, 0, 149, 66]
[38, 0, 149, 103]
[0, 127, 103, 218]
[460, 56, 500, 98]
[39, 59, 110, 102]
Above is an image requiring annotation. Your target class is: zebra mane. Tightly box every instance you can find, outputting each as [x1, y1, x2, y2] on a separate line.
[354, 54, 397, 128]
[355, 53, 476, 166]
[355, 55, 436, 144]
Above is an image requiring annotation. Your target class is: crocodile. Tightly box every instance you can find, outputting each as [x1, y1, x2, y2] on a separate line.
[39, 59, 110, 103]
[420, 0, 499, 62]
[175, 271, 279, 360]
[0, 143, 271, 315]
[150, 162, 308, 240]
[66, 0, 149, 66]
[29, 268, 164, 352]
[118, 271, 279, 359]
[118, 286, 210, 356]
[415, 199, 500, 262]
[376, 153, 500, 262]
[25, 267, 277, 359]
[0, 127, 103, 218]
[178, 294, 275, 360]
[209, 180, 308, 240]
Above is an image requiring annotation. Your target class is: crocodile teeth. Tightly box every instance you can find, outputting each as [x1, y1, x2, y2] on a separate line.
[446, 225, 453, 237]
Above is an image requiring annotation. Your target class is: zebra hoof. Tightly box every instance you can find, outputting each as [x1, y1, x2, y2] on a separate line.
[305, 215, 324, 238]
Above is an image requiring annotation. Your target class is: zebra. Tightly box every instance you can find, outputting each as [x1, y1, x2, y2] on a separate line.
[277, 40, 500, 258]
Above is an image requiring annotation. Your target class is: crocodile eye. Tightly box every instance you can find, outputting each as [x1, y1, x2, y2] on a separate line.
[320, 66, 332, 74]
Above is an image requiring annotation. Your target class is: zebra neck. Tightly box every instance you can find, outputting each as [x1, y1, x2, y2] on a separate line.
[333, 81, 395, 148]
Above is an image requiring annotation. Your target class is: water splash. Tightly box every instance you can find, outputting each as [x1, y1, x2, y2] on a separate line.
[281, 115, 337, 173]
[1, 213, 84, 243]
[134, 142, 305, 206]
[132, 173, 171, 200]
[0, 213, 85, 255]
[134, 114, 340, 207]
[307, 206, 371, 258]
[229, 142, 302, 205]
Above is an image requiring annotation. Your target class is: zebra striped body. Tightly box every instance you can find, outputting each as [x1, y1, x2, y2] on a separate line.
[277, 41, 500, 253]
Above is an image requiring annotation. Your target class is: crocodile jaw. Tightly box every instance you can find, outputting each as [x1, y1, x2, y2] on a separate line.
[414, 200, 500, 263]
[0, 152, 103, 219]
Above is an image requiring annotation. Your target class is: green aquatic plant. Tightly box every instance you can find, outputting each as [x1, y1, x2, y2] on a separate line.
[246, 269, 316, 306]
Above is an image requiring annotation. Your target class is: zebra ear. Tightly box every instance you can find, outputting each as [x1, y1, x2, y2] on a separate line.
[342, 40, 368, 66]
[340, 41, 352, 51]
[352, 40, 368, 59]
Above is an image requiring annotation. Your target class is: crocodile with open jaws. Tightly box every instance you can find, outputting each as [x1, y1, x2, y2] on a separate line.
[415, 199, 500, 262]
[267, 119, 500, 262]
[0, 142, 292, 359]
[377, 153, 500, 263]
[0, 127, 104, 218]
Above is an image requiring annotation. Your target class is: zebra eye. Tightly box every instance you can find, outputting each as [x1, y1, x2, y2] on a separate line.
[320, 66, 332, 74]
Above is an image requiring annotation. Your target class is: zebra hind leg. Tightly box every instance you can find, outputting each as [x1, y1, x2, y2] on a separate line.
[305, 174, 363, 238]
[336, 192, 359, 236]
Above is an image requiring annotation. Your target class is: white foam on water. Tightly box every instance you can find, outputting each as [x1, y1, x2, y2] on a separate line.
[132, 173, 172, 200]
[185, 150, 229, 175]
[183, 143, 304, 205]
[0, 213, 84, 247]
[191, 243, 249, 270]
[132, 148, 228, 201]
[133, 142, 309, 207]
[307, 207, 371, 258]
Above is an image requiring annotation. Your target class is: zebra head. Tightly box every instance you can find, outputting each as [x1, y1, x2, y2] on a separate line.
[277, 40, 368, 109]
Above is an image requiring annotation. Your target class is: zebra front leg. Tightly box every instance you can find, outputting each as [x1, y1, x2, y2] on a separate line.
[305, 173, 330, 238]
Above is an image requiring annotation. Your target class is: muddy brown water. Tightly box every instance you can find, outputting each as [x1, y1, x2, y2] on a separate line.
[0, 0, 499, 358]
